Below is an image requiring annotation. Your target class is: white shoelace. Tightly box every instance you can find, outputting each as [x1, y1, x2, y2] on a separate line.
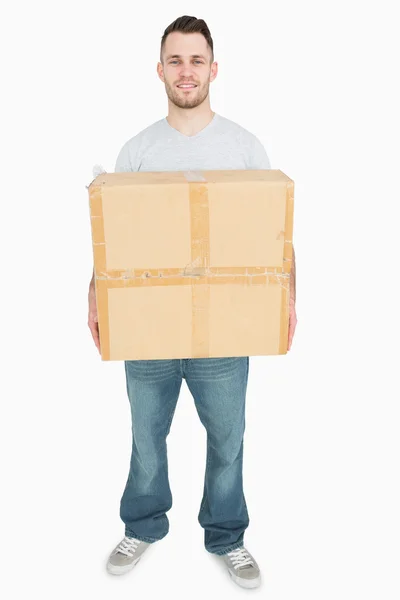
[227, 547, 254, 570]
[115, 536, 140, 557]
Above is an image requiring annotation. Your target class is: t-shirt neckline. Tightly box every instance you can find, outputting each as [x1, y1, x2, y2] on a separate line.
[163, 112, 219, 140]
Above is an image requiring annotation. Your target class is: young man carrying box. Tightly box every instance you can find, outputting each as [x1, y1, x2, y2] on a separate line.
[88, 15, 297, 590]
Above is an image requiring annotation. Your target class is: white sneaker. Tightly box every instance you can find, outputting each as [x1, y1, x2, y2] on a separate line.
[106, 536, 151, 575]
[221, 546, 261, 589]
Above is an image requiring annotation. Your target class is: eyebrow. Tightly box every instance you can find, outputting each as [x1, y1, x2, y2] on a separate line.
[165, 54, 207, 61]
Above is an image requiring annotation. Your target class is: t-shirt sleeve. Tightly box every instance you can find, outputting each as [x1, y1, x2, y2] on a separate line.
[115, 134, 143, 172]
[248, 135, 271, 169]
[114, 141, 133, 172]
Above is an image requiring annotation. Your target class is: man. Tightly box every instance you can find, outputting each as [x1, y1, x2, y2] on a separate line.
[88, 15, 297, 590]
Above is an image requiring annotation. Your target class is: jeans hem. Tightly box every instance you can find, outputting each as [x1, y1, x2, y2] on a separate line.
[206, 541, 244, 556]
[125, 529, 166, 544]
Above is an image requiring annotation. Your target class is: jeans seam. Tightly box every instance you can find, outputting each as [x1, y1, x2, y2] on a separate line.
[199, 440, 212, 515]
[165, 379, 181, 434]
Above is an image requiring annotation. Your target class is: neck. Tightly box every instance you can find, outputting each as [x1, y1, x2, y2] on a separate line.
[166, 102, 215, 137]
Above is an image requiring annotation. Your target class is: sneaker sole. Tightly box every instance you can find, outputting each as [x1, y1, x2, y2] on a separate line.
[229, 571, 261, 589]
[106, 555, 142, 575]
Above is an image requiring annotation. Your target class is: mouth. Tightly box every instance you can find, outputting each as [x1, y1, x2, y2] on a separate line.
[177, 84, 197, 90]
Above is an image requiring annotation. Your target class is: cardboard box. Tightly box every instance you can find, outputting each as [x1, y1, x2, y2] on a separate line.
[88, 169, 294, 361]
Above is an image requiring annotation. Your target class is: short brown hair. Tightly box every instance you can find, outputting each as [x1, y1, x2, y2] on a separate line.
[160, 15, 214, 64]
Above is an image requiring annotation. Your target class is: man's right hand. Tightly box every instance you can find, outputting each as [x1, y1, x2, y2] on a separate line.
[88, 281, 101, 354]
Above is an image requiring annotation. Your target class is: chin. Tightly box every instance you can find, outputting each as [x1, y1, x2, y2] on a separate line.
[173, 91, 209, 110]
[171, 96, 198, 109]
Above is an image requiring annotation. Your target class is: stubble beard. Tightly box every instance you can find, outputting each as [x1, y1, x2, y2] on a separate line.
[165, 80, 210, 109]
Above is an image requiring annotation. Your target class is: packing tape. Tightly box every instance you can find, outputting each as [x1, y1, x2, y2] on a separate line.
[184, 171, 210, 357]
[183, 170, 206, 182]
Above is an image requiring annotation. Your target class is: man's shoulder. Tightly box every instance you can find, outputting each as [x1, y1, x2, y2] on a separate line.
[114, 119, 167, 171]
[216, 114, 260, 142]
[120, 118, 166, 149]
[216, 114, 271, 169]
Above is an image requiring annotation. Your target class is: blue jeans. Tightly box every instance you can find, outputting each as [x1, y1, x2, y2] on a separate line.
[120, 356, 250, 556]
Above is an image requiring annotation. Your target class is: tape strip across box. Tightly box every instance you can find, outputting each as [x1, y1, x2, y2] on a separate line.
[88, 169, 294, 361]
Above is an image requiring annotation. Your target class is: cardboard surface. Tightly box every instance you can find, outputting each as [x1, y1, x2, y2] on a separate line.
[88, 169, 294, 361]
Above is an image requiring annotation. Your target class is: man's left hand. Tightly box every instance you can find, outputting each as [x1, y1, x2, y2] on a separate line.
[288, 299, 297, 351]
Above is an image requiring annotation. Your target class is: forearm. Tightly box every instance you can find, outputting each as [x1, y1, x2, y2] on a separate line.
[90, 267, 95, 289]
[290, 246, 296, 304]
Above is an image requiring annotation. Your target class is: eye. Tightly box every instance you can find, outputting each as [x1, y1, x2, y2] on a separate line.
[169, 60, 203, 65]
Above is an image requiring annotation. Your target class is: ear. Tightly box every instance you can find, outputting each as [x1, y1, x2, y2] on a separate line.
[209, 61, 218, 83]
[157, 62, 165, 82]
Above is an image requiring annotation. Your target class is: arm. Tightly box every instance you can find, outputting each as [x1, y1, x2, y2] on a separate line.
[88, 266, 100, 353]
[290, 245, 296, 305]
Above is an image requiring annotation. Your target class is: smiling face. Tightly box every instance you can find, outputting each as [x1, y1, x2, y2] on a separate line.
[158, 32, 218, 109]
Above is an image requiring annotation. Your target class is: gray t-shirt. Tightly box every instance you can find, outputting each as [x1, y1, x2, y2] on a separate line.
[115, 112, 271, 172]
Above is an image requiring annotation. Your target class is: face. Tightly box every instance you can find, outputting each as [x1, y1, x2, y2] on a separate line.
[158, 32, 218, 109]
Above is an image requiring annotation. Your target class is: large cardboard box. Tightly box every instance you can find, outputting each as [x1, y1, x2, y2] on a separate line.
[88, 169, 294, 361]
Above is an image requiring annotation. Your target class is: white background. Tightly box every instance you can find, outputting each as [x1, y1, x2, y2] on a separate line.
[1, 0, 399, 598]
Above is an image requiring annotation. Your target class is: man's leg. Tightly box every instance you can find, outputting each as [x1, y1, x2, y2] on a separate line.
[120, 359, 183, 543]
[185, 357, 250, 555]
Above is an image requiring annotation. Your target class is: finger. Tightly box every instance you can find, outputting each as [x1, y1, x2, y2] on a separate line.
[289, 329, 294, 349]
[88, 320, 97, 334]
[88, 316, 99, 329]
[90, 328, 100, 347]
[88, 322, 100, 348]
[93, 332, 101, 353]
[287, 325, 293, 351]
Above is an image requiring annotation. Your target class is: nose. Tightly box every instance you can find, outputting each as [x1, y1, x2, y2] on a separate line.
[178, 62, 195, 79]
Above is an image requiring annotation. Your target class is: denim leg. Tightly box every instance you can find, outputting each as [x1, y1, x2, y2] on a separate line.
[185, 356, 250, 555]
[120, 359, 182, 543]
